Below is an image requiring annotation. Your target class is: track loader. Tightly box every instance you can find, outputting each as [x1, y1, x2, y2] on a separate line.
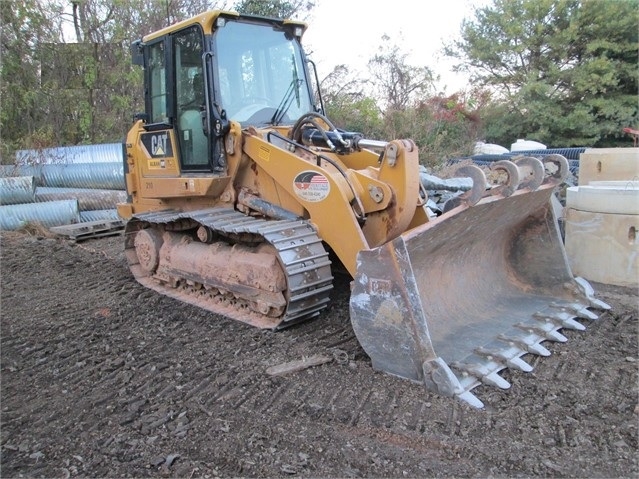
[118, 10, 610, 407]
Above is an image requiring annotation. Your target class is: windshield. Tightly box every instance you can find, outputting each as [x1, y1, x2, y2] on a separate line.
[213, 20, 313, 125]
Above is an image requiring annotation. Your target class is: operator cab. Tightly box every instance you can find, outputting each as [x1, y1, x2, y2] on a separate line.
[132, 12, 317, 173]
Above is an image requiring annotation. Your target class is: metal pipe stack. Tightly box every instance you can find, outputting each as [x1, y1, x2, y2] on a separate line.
[0, 143, 125, 231]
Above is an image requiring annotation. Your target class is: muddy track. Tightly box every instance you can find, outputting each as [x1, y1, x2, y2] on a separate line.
[1, 231, 637, 478]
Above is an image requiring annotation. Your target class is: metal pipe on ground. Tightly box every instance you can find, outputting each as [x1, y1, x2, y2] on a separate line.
[0, 165, 28, 178]
[0, 162, 125, 190]
[41, 163, 125, 189]
[79, 209, 120, 222]
[0, 199, 80, 231]
[0, 176, 36, 205]
[15, 143, 122, 165]
[35, 187, 127, 211]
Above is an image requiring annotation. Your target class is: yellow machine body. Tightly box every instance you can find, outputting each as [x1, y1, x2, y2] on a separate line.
[118, 11, 609, 407]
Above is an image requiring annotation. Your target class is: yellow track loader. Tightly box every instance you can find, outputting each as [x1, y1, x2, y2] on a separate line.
[117, 10, 609, 408]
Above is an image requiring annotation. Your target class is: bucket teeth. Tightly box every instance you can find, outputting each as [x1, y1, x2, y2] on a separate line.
[551, 301, 599, 321]
[474, 346, 533, 372]
[534, 310, 586, 331]
[505, 355, 534, 373]
[589, 298, 610, 310]
[576, 307, 600, 321]
[458, 391, 485, 409]
[574, 277, 612, 310]
[545, 329, 568, 342]
[448, 293, 607, 407]
[483, 372, 511, 389]
[497, 333, 552, 356]
[526, 341, 552, 356]
[515, 322, 568, 343]
[452, 361, 511, 389]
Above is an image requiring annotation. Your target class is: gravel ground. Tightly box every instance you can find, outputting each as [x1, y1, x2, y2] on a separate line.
[1, 230, 637, 478]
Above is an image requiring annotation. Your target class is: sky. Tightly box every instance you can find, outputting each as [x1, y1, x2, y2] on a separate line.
[301, 0, 489, 94]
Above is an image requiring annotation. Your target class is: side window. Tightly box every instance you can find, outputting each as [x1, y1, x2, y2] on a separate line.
[175, 27, 204, 111]
[174, 26, 209, 168]
[148, 41, 167, 123]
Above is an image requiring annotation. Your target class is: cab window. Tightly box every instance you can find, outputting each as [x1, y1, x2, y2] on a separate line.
[148, 41, 167, 123]
[214, 21, 312, 125]
[174, 26, 209, 168]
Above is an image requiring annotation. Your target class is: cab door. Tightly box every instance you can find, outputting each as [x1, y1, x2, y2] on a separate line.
[173, 25, 211, 171]
[143, 25, 215, 173]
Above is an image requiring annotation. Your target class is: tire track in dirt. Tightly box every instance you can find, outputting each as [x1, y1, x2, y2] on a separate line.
[2, 232, 637, 479]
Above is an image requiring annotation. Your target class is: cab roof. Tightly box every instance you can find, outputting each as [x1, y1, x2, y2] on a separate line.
[142, 10, 308, 42]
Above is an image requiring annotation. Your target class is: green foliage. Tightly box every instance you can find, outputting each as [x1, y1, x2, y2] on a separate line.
[4, 0, 635, 171]
[0, 0, 54, 162]
[367, 35, 435, 111]
[233, 0, 314, 19]
[448, 0, 639, 148]
[0, 0, 175, 162]
[318, 57, 477, 167]
[327, 97, 385, 139]
[318, 64, 383, 138]
[316, 39, 477, 167]
[1, 0, 319, 164]
[381, 94, 479, 168]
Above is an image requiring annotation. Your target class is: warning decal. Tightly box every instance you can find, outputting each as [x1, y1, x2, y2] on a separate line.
[293, 171, 330, 202]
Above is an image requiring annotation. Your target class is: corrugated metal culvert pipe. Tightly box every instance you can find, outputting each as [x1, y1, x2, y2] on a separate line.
[0, 200, 80, 230]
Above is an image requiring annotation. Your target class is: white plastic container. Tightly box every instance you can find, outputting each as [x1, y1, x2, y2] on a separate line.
[510, 139, 547, 152]
[474, 142, 509, 155]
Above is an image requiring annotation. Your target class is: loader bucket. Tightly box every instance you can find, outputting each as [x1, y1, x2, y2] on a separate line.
[350, 159, 610, 408]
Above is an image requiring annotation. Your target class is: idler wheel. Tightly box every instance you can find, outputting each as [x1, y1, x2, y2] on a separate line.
[134, 228, 164, 274]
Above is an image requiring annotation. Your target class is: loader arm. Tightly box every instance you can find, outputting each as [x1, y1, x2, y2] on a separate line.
[241, 130, 424, 276]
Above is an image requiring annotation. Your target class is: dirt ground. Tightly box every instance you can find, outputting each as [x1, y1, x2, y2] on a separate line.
[1, 229, 637, 479]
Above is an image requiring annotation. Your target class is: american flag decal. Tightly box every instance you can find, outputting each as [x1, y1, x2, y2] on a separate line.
[293, 170, 331, 202]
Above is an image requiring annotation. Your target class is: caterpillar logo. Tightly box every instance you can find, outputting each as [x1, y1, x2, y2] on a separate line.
[141, 131, 173, 158]
[151, 134, 167, 155]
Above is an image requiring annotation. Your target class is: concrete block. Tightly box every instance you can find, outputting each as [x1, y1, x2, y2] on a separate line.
[578, 148, 639, 185]
[566, 182, 639, 215]
[565, 208, 638, 287]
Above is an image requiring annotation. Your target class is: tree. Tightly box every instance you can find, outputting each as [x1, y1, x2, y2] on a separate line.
[367, 35, 435, 111]
[0, 0, 220, 162]
[359, 35, 480, 166]
[0, 0, 58, 160]
[313, 45, 477, 167]
[233, 0, 314, 19]
[379, 93, 480, 168]
[447, 0, 639, 147]
[317, 65, 383, 137]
